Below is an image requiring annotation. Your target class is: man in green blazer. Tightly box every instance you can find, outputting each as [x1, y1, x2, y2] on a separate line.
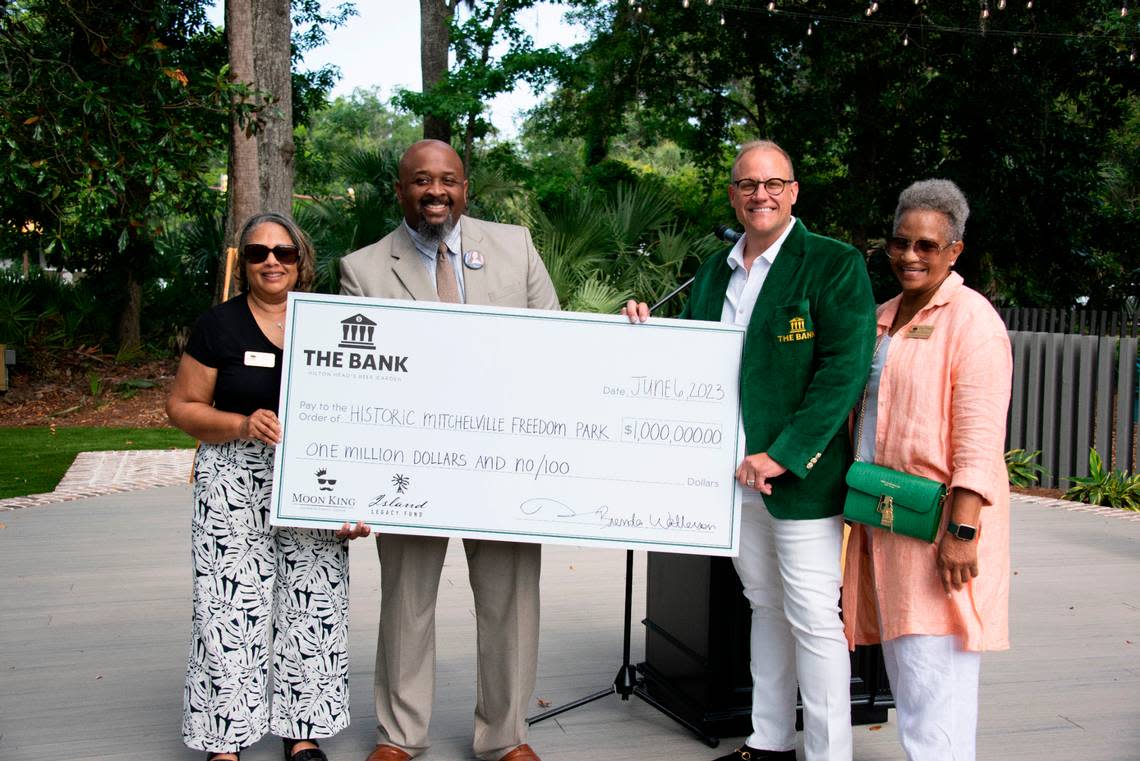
[625, 140, 875, 761]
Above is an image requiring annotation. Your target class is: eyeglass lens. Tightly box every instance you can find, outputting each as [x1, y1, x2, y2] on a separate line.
[244, 244, 300, 264]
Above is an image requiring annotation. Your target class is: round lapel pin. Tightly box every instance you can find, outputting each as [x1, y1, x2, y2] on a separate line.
[463, 250, 485, 270]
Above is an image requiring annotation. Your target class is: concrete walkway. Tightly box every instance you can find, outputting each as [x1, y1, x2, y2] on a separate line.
[1, 453, 1138, 761]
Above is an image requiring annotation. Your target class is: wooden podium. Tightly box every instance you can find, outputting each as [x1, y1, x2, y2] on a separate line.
[638, 552, 892, 738]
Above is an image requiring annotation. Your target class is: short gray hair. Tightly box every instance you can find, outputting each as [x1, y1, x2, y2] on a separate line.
[732, 140, 795, 181]
[894, 179, 970, 241]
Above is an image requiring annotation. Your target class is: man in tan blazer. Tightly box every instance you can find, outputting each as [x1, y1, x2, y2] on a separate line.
[340, 140, 558, 761]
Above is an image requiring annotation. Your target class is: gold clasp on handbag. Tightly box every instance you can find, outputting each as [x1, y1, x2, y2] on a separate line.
[877, 494, 894, 529]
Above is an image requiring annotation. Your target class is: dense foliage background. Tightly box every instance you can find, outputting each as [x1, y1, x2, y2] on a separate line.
[1, 0, 1136, 357]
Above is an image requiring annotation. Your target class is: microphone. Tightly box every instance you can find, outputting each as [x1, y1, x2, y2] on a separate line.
[714, 224, 742, 244]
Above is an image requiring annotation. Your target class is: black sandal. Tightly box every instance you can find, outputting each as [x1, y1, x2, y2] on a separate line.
[283, 738, 328, 761]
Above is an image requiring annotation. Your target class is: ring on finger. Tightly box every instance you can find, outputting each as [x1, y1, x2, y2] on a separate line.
[746, 478, 756, 486]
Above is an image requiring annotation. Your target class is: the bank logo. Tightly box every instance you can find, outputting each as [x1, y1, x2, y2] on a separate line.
[302, 312, 408, 373]
[315, 467, 337, 491]
[339, 313, 377, 350]
[777, 315, 815, 344]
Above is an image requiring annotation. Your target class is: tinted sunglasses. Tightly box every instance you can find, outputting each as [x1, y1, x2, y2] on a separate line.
[884, 236, 958, 261]
[243, 243, 300, 265]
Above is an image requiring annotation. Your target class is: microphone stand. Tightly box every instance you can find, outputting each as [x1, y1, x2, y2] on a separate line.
[525, 227, 741, 747]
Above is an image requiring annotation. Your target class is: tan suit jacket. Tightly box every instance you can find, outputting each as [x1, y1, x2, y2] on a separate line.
[339, 215, 560, 310]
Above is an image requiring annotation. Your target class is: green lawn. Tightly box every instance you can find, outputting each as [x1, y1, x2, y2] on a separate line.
[0, 427, 196, 499]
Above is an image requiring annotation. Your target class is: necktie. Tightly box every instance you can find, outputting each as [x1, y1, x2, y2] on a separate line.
[435, 242, 461, 303]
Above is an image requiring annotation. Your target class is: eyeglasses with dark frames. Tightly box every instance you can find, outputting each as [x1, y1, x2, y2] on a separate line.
[884, 236, 959, 263]
[731, 177, 796, 197]
[243, 243, 300, 265]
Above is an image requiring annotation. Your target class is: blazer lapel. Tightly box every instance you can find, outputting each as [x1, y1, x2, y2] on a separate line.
[458, 216, 492, 305]
[390, 226, 436, 301]
[753, 220, 806, 315]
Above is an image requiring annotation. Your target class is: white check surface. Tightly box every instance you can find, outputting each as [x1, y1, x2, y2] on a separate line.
[271, 293, 744, 555]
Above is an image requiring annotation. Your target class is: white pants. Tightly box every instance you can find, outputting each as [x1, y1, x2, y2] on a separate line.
[881, 635, 980, 761]
[732, 499, 852, 761]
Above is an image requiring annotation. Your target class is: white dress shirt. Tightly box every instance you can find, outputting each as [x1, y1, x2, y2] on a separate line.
[720, 217, 797, 327]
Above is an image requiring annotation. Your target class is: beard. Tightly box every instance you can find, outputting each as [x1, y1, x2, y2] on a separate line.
[415, 203, 457, 243]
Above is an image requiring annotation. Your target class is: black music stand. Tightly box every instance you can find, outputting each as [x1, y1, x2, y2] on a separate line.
[526, 549, 720, 748]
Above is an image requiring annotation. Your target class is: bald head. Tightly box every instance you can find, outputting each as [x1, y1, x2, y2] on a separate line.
[395, 140, 468, 238]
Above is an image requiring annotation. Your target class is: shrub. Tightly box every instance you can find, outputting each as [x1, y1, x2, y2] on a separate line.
[1005, 448, 1047, 488]
[1063, 448, 1140, 511]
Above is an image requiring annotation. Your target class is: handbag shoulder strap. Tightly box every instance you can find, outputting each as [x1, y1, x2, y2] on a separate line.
[853, 333, 886, 463]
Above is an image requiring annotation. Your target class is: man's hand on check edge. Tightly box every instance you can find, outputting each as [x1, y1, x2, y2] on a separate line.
[736, 452, 787, 496]
[336, 520, 372, 540]
[622, 300, 651, 323]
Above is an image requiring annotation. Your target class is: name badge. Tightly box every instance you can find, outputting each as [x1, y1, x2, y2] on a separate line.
[907, 325, 935, 339]
[245, 351, 276, 368]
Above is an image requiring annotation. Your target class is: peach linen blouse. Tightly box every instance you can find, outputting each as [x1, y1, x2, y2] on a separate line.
[842, 272, 1012, 652]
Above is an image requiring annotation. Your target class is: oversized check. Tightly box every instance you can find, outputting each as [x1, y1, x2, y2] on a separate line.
[270, 292, 745, 555]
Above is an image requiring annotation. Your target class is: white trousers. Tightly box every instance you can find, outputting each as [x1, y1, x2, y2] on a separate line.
[881, 635, 981, 761]
[732, 499, 852, 761]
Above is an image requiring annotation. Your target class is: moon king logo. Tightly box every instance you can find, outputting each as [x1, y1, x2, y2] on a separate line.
[301, 312, 410, 373]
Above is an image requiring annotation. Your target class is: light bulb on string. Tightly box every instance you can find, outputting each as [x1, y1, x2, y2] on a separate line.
[807, 21, 813, 35]
[981, 4, 990, 19]
[1122, 1, 1129, 16]
[1012, 43, 1019, 54]
[682, 0, 689, 7]
[871, 1, 879, 11]
[998, 0, 1006, 7]
[1026, 0, 1032, 7]
[1131, 49, 1137, 62]
[903, 32, 910, 46]
[720, 12, 726, 24]
[768, 1, 776, 10]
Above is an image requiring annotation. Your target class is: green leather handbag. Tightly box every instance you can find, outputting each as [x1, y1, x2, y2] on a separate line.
[844, 334, 947, 543]
[843, 461, 947, 543]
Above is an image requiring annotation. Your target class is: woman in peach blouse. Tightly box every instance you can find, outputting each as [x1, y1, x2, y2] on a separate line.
[842, 179, 1011, 761]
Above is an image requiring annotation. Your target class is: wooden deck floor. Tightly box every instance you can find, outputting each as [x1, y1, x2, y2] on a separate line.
[1, 487, 1138, 760]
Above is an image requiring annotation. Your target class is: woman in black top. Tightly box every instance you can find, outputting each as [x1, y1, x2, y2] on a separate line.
[167, 212, 369, 761]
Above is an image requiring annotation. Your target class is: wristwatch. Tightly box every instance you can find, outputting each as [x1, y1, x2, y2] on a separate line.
[947, 521, 978, 541]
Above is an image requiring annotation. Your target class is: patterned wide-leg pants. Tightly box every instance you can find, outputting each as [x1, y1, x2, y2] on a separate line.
[182, 440, 350, 753]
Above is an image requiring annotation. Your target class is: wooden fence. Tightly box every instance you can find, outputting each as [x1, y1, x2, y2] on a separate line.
[1007, 331, 1139, 489]
[999, 307, 1139, 337]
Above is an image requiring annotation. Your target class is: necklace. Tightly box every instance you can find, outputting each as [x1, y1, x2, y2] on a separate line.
[249, 294, 286, 330]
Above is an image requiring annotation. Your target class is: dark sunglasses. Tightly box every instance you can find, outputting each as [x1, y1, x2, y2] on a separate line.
[243, 243, 300, 265]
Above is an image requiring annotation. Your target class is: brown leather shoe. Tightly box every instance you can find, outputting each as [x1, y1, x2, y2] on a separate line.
[498, 745, 541, 761]
[365, 745, 411, 761]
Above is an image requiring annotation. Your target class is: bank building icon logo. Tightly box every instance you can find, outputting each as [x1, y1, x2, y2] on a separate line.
[339, 313, 377, 350]
[789, 316, 806, 333]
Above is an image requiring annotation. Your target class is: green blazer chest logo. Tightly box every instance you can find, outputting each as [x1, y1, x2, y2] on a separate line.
[778, 316, 815, 343]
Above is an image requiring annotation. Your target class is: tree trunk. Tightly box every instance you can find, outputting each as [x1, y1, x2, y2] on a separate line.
[117, 266, 143, 352]
[218, 0, 260, 304]
[420, 0, 453, 142]
[253, 0, 294, 215]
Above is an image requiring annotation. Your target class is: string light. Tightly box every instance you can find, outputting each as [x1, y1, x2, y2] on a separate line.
[682, 0, 689, 7]
[903, 32, 910, 46]
[981, 1, 990, 19]
[998, 0, 1006, 7]
[1122, 1, 1129, 16]
[1131, 48, 1137, 62]
[768, 1, 776, 10]
[1026, 0, 1033, 7]
[807, 21, 814, 35]
[1012, 43, 1019, 54]
[720, 12, 726, 23]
